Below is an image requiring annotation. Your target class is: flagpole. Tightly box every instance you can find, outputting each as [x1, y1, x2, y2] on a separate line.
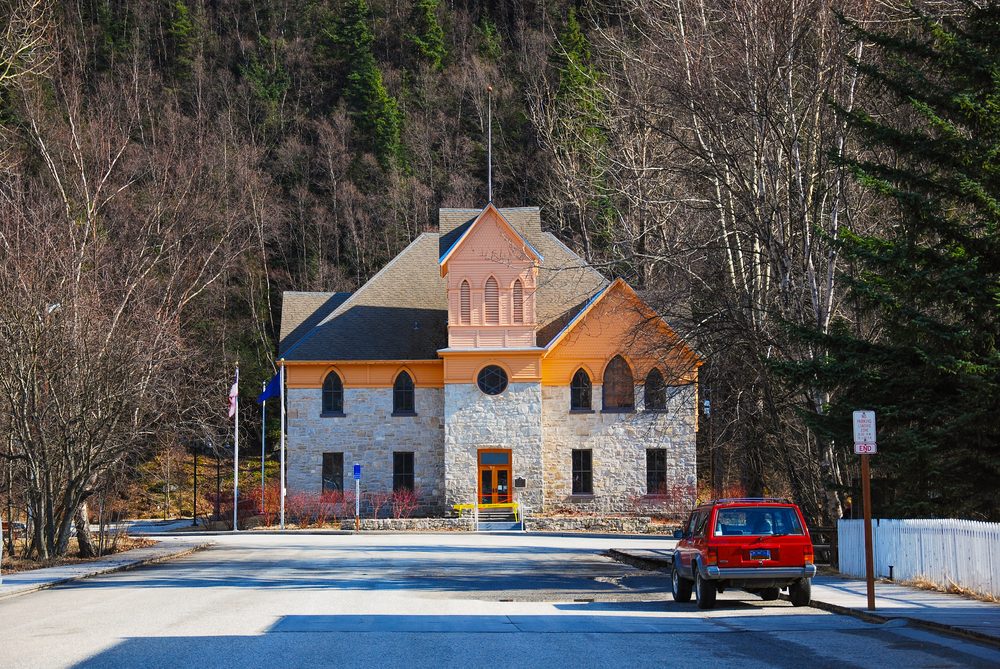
[279, 360, 286, 530]
[261, 381, 266, 514]
[233, 364, 239, 533]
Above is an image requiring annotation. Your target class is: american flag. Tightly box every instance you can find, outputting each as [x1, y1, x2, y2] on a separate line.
[228, 368, 239, 419]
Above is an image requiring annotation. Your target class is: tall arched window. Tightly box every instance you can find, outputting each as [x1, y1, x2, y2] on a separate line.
[322, 371, 344, 414]
[602, 355, 634, 411]
[512, 279, 524, 324]
[460, 280, 471, 325]
[485, 276, 499, 324]
[645, 368, 666, 412]
[393, 371, 415, 415]
[571, 368, 592, 411]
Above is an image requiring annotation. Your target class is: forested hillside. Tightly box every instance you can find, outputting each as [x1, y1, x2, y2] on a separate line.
[1, 0, 996, 557]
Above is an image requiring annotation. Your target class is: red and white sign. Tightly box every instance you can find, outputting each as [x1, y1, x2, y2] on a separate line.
[853, 410, 876, 455]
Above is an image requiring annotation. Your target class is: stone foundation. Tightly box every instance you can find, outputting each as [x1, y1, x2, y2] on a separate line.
[524, 515, 658, 534]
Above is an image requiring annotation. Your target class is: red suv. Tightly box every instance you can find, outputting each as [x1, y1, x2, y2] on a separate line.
[671, 498, 815, 609]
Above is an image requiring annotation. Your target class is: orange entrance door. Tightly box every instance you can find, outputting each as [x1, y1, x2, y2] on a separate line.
[478, 449, 512, 504]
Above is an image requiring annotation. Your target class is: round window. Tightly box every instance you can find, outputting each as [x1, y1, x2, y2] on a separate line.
[477, 365, 508, 395]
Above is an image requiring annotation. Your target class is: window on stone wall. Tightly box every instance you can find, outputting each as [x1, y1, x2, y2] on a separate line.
[485, 276, 499, 324]
[393, 452, 415, 491]
[602, 355, 634, 411]
[644, 368, 666, 412]
[460, 280, 471, 324]
[393, 371, 415, 415]
[572, 449, 593, 495]
[646, 449, 668, 495]
[571, 369, 592, 411]
[322, 452, 344, 493]
[322, 371, 344, 415]
[512, 279, 524, 324]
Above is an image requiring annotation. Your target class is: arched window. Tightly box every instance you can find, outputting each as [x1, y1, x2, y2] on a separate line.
[602, 355, 634, 411]
[571, 369, 592, 411]
[322, 372, 344, 414]
[512, 279, 524, 324]
[485, 276, 499, 324]
[460, 280, 471, 325]
[645, 368, 666, 412]
[393, 371, 415, 415]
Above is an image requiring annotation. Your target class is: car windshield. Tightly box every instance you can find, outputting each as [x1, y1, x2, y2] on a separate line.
[713, 506, 804, 536]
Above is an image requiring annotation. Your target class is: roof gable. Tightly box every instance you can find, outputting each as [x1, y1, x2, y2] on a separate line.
[439, 203, 542, 276]
[543, 278, 702, 372]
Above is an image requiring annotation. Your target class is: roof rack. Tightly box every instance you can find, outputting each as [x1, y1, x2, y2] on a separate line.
[710, 497, 792, 504]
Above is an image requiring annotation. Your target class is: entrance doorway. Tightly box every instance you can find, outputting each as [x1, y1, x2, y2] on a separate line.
[478, 449, 512, 504]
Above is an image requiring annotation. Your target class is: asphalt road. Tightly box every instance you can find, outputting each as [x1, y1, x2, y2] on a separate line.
[2, 533, 999, 669]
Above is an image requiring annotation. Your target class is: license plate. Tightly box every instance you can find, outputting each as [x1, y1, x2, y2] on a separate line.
[750, 549, 771, 560]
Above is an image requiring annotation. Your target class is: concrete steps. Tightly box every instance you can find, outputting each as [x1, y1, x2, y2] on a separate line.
[478, 521, 522, 532]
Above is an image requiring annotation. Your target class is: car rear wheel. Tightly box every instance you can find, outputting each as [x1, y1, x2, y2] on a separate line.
[789, 578, 811, 607]
[759, 587, 780, 601]
[695, 571, 717, 609]
[671, 563, 692, 602]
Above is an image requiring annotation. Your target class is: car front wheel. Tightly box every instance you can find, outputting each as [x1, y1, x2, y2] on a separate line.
[671, 563, 692, 602]
[789, 578, 811, 607]
[695, 570, 717, 609]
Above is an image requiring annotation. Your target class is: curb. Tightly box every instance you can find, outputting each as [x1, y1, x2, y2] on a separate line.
[796, 595, 1000, 650]
[606, 548, 672, 572]
[0, 542, 213, 601]
[606, 549, 1000, 650]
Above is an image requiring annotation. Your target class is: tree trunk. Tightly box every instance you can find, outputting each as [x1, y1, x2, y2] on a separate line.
[74, 502, 97, 558]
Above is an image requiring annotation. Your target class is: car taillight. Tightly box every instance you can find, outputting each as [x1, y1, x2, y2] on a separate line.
[804, 545, 814, 564]
[706, 547, 718, 566]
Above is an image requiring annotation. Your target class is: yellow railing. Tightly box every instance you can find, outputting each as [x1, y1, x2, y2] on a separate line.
[453, 502, 520, 523]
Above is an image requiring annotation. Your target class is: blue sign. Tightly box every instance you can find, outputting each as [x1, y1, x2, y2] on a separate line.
[353, 464, 361, 480]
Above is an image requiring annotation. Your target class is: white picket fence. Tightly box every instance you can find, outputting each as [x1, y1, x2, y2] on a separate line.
[838, 518, 1000, 598]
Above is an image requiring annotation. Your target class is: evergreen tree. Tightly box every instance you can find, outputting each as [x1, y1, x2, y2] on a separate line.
[407, 0, 447, 70]
[792, 3, 1000, 519]
[550, 8, 615, 256]
[328, 0, 403, 167]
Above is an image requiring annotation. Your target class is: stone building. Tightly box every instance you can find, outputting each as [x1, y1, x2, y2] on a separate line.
[279, 204, 701, 516]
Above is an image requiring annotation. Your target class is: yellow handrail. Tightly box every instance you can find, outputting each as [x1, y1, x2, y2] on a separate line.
[454, 502, 520, 523]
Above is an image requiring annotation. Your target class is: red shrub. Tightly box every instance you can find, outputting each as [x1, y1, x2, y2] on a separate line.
[391, 488, 420, 519]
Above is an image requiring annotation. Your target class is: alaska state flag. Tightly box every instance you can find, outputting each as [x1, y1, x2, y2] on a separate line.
[257, 372, 280, 404]
[228, 368, 239, 419]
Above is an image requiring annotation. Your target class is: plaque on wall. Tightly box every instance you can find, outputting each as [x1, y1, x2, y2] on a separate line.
[514, 477, 526, 488]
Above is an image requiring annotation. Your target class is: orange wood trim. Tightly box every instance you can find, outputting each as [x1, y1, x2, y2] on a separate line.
[285, 360, 444, 388]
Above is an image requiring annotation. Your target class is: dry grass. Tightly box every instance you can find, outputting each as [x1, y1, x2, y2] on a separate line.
[898, 575, 1000, 604]
[1, 536, 156, 574]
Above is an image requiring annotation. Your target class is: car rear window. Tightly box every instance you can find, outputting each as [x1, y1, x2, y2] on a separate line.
[713, 506, 804, 536]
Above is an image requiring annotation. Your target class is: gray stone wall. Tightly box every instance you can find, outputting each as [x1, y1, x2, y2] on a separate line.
[286, 386, 446, 512]
[443, 382, 544, 513]
[540, 382, 697, 516]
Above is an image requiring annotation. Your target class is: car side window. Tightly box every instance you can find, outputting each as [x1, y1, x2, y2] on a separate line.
[694, 511, 710, 537]
[686, 513, 698, 537]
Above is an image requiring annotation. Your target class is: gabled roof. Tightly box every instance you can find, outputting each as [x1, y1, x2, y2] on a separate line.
[279, 292, 351, 355]
[542, 278, 703, 364]
[438, 203, 542, 276]
[280, 208, 609, 362]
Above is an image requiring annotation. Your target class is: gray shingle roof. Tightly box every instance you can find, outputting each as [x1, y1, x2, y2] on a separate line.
[279, 291, 351, 356]
[280, 208, 608, 361]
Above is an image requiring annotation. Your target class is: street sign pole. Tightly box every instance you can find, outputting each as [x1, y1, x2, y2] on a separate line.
[853, 410, 877, 611]
[861, 453, 876, 610]
[354, 464, 361, 533]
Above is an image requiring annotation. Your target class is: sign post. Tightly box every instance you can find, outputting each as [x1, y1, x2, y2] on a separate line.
[353, 464, 361, 533]
[853, 410, 877, 611]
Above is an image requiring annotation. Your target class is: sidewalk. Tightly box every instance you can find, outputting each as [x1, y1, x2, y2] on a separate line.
[0, 538, 210, 601]
[608, 548, 1000, 647]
